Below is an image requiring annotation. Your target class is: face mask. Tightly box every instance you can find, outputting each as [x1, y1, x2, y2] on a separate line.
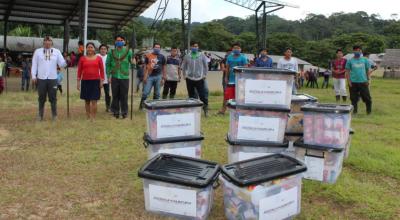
[191, 48, 198, 53]
[233, 49, 241, 55]
[115, 41, 124, 47]
[354, 52, 361, 58]
[260, 54, 267, 58]
[153, 48, 160, 54]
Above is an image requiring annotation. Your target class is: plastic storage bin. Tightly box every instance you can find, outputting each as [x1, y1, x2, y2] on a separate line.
[227, 100, 289, 144]
[302, 103, 353, 148]
[226, 134, 289, 163]
[294, 139, 345, 183]
[286, 94, 318, 135]
[220, 154, 307, 220]
[138, 154, 220, 220]
[234, 67, 296, 110]
[344, 129, 354, 159]
[143, 133, 204, 159]
[144, 99, 203, 140]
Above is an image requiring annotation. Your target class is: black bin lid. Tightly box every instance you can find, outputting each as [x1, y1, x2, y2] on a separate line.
[293, 138, 344, 152]
[291, 93, 318, 103]
[227, 100, 291, 112]
[143, 133, 204, 145]
[221, 154, 306, 187]
[233, 66, 296, 75]
[138, 154, 220, 188]
[144, 98, 203, 110]
[301, 103, 353, 113]
[226, 134, 289, 148]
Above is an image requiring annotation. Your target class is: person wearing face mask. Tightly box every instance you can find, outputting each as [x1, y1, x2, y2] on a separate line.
[138, 43, 167, 109]
[255, 48, 273, 68]
[97, 44, 111, 112]
[77, 42, 105, 120]
[162, 47, 181, 99]
[31, 36, 67, 121]
[218, 42, 248, 115]
[106, 35, 134, 119]
[345, 45, 372, 115]
[181, 41, 209, 116]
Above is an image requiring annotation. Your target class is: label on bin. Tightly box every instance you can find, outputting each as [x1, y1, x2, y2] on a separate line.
[238, 152, 273, 161]
[158, 146, 197, 158]
[304, 156, 324, 181]
[259, 186, 298, 219]
[237, 116, 280, 142]
[244, 79, 287, 105]
[156, 113, 195, 139]
[149, 184, 197, 217]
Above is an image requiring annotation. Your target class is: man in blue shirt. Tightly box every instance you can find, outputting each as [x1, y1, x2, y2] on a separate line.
[255, 48, 273, 68]
[345, 45, 372, 115]
[218, 42, 248, 114]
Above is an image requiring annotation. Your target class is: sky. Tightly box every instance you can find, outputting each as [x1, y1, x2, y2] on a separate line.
[142, 0, 400, 22]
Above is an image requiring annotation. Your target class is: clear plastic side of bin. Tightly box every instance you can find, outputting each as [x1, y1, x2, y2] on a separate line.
[143, 178, 214, 220]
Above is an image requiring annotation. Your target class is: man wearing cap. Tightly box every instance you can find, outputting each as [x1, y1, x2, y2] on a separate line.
[31, 36, 67, 121]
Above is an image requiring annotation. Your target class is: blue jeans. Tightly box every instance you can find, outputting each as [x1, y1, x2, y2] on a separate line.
[142, 74, 162, 100]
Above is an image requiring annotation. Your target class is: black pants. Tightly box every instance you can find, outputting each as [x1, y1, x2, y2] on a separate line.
[162, 80, 178, 99]
[322, 76, 329, 88]
[103, 83, 111, 110]
[350, 82, 372, 113]
[21, 76, 30, 91]
[111, 78, 129, 116]
[37, 79, 58, 118]
[186, 78, 208, 107]
[57, 85, 62, 94]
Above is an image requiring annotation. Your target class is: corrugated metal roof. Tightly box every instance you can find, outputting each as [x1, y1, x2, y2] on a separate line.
[0, 0, 156, 29]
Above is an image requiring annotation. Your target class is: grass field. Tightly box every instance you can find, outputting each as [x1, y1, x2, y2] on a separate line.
[0, 76, 399, 219]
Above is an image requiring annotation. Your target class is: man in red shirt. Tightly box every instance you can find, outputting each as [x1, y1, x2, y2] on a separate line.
[331, 49, 347, 102]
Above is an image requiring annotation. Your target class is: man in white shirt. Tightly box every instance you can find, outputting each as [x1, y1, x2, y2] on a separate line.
[277, 47, 299, 94]
[98, 44, 111, 112]
[31, 36, 67, 121]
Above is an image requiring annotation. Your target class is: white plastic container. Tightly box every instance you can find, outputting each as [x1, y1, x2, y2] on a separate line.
[286, 94, 318, 135]
[138, 154, 220, 220]
[220, 154, 307, 220]
[294, 139, 345, 184]
[235, 67, 296, 110]
[144, 99, 203, 140]
[226, 134, 289, 163]
[227, 100, 289, 144]
[143, 133, 204, 159]
[284, 133, 303, 157]
[302, 103, 353, 148]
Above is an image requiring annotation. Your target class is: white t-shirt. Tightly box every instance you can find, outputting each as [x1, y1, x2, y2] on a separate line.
[97, 54, 108, 84]
[277, 57, 298, 72]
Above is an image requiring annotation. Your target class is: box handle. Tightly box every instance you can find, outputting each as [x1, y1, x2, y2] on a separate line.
[305, 150, 325, 158]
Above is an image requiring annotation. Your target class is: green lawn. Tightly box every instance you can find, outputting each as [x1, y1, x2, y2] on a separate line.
[0, 77, 399, 219]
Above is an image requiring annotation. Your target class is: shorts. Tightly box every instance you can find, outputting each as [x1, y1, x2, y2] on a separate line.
[224, 85, 235, 101]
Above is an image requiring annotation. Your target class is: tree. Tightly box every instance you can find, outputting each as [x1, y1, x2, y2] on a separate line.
[191, 22, 234, 51]
[266, 33, 306, 57]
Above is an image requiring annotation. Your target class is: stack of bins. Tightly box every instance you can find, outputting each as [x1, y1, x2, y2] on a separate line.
[293, 103, 353, 183]
[220, 154, 307, 220]
[226, 67, 296, 163]
[285, 94, 318, 156]
[138, 154, 220, 219]
[143, 99, 204, 159]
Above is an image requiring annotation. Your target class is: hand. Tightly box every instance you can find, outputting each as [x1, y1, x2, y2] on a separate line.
[348, 81, 352, 87]
[108, 78, 111, 84]
[143, 77, 147, 84]
[77, 82, 80, 91]
[224, 78, 228, 85]
[32, 79, 37, 85]
[100, 80, 104, 89]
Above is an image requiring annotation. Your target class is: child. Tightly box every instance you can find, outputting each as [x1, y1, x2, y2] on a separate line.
[57, 67, 64, 95]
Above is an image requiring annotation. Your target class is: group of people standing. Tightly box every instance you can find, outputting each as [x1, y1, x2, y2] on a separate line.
[27, 34, 374, 121]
